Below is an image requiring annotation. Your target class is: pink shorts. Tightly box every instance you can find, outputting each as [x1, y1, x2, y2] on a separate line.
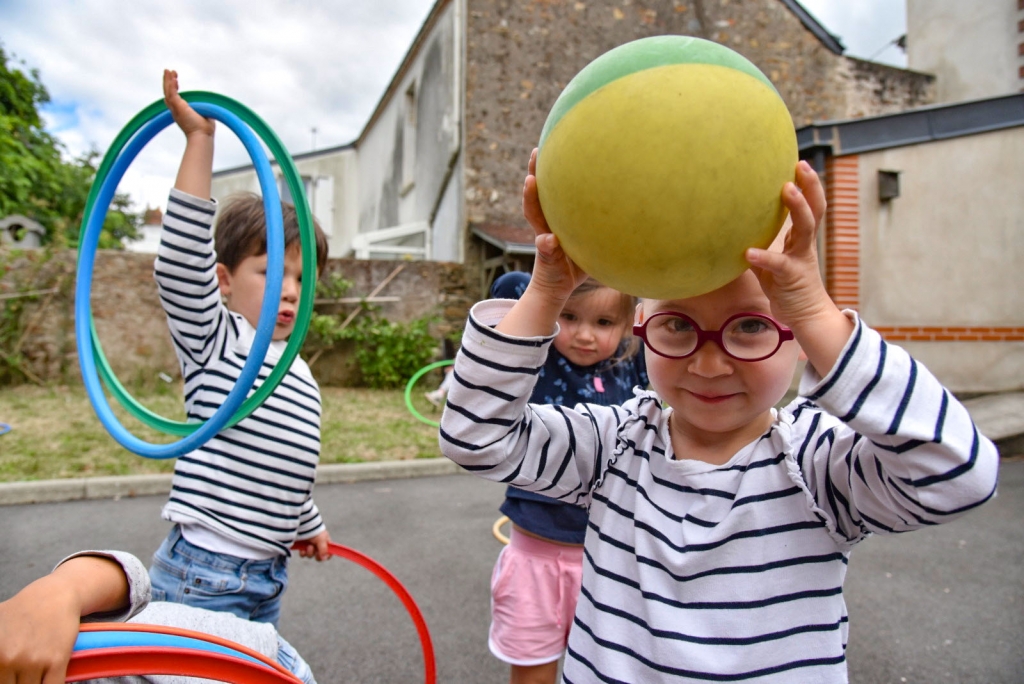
[488, 528, 584, 666]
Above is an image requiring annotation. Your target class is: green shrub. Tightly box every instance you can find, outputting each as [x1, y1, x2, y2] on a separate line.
[337, 313, 439, 389]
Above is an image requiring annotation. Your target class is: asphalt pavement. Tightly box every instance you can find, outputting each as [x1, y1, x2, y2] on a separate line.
[1, 462, 1022, 683]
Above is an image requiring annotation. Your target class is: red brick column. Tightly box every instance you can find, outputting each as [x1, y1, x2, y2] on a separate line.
[1018, 0, 1024, 90]
[823, 155, 860, 310]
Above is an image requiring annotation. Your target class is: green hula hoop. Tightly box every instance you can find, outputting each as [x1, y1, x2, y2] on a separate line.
[80, 91, 317, 436]
[404, 360, 455, 428]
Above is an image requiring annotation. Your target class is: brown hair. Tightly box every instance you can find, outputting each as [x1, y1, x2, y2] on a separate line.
[214, 193, 329, 275]
[568, 278, 641, 361]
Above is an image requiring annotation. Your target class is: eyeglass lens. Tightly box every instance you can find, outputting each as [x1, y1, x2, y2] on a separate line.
[644, 314, 782, 360]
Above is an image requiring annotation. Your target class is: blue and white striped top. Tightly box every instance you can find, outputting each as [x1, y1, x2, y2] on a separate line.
[440, 299, 999, 683]
[154, 189, 325, 558]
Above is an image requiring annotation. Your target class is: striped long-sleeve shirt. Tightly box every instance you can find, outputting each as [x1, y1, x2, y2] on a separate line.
[439, 299, 999, 683]
[154, 189, 325, 558]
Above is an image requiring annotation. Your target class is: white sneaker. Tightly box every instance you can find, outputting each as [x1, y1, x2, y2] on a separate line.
[424, 389, 446, 408]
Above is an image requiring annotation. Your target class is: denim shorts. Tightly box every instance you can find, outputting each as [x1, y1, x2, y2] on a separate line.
[277, 635, 317, 684]
[150, 525, 289, 628]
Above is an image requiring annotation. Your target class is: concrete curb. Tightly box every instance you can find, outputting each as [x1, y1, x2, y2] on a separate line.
[2, 392, 1020, 506]
[0, 458, 464, 506]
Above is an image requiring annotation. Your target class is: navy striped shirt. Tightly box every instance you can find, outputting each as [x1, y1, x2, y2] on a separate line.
[440, 299, 999, 683]
[155, 189, 325, 558]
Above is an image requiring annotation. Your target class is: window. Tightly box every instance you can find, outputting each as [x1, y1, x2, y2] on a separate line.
[278, 175, 312, 205]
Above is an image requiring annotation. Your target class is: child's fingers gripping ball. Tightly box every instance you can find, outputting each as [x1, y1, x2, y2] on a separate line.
[536, 36, 798, 300]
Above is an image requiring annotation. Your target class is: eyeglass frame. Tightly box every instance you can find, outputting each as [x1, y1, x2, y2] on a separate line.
[632, 311, 795, 362]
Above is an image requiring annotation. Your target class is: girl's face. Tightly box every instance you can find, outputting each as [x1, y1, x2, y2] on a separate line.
[638, 271, 801, 453]
[554, 287, 630, 367]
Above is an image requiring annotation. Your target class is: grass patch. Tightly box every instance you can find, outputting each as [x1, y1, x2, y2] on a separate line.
[0, 381, 445, 482]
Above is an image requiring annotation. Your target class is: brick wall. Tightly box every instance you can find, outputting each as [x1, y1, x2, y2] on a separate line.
[0, 249, 474, 386]
[823, 155, 860, 310]
[821, 156, 1024, 346]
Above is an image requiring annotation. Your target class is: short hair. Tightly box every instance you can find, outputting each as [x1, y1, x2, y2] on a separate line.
[214, 193, 329, 275]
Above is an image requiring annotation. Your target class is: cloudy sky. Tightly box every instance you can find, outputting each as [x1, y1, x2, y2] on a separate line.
[1, 0, 906, 213]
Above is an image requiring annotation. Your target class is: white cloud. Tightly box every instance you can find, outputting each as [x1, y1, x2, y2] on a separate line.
[1, 0, 436, 210]
[800, 0, 907, 67]
[3, 0, 906, 212]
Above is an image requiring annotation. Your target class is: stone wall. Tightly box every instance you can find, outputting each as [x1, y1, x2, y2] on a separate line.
[463, 0, 936, 230]
[0, 248, 474, 387]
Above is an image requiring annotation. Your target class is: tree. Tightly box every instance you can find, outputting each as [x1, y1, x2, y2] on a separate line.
[0, 43, 140, 248]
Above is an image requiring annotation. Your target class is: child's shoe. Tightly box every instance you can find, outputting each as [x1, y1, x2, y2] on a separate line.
[424, 388, 446, 408]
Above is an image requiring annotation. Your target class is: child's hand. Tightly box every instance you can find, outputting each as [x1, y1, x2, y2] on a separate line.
[745, 161, 833, 328]
[163, 69, 214, 139]
[298, 530, 332, 562]
[746, 160, 854, 375]
[523, 148, 589, 301]
[0, 586, 78, 684]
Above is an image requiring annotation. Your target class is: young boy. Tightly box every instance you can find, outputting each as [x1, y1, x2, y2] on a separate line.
[149, 70, 331, 629]
[0, 550, 316, 683]
[439, 150, 1000, 682]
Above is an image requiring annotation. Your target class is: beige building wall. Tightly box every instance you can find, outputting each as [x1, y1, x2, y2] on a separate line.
[854, 127, 1024, 392]
[907, 0, 1023, 103]
[211, 148, 358, 258]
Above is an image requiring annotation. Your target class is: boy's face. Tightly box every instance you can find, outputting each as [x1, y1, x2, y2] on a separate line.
[217, 244, 303, 341]
[638, 271, 800, 449]
[554, 287, 628, 367]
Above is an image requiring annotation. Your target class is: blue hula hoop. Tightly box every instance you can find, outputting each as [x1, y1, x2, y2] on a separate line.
[75, 103, 283, 459]
[74, 630, 266, 668]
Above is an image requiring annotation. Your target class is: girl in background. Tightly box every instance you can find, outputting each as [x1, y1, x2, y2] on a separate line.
[487, 271, 647, 684]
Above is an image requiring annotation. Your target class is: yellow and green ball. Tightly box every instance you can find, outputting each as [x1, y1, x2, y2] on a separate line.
[536, 36, 797, 300]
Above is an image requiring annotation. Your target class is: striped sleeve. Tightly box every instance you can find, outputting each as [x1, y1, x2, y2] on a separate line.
[295, 495, 326, 539]
[439, 300, 606, 505]
[56, 550, 151, 623]
[154, 189, 224, 367]
[793, 312, 999, 543]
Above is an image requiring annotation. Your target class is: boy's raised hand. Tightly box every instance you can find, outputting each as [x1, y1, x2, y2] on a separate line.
[163, 69, 214, 138]
[164, 69, 214, 199]
[746, 160, 854, 375]
[523, 148, 588, 301]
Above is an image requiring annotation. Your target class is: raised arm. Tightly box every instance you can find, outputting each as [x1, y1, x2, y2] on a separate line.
[154, 70, 226, 367]
[745, 161, 855, 375]
[497, 148, 590, 338]
[164, 69, 214, 199]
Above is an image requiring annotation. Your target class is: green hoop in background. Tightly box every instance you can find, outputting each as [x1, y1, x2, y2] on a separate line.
[404, 360, 455, 428]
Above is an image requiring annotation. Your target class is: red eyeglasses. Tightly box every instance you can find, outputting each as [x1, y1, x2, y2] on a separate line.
[633, 312, 794, 362]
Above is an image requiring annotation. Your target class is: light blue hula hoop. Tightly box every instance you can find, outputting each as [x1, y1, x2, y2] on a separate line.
[75, 103, 283, 459]
[74, 630, 265, 668]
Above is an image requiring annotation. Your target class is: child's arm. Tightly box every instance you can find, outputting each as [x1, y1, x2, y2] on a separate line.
[496, 148, 590, 339]
[154, 70, 226, 369]
[0, 555, 134, 684]
[164, 69, 214, 199]
[749, 163, 998, 540]
[439, 149, 623, 502]
[295, 497, 331, 561]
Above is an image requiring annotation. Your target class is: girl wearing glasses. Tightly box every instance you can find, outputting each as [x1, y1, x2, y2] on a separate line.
[439, 152, 999, 683]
